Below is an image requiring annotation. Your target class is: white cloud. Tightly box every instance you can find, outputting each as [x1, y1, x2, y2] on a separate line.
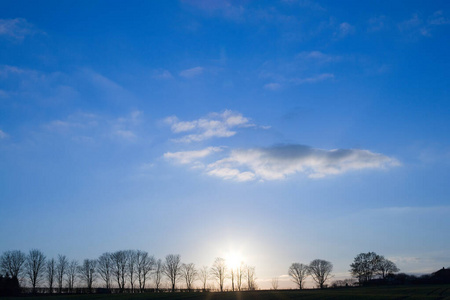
[152, 69, 173, 79]
[164, 147, 223, 164]
[0, 18, 38, 40]
[264, 82, 282, 90]
[337, 22, 355, 37]
[165, 110, 253, 142]
[296, 51, 340, 63]
[210, 145, 399, 180]
[114, 130, 136, 140]
[45, 110, 142, 142]
[397, 12, 449, 38]
[428, 10, 450, 25]
[179, 66, 204, 78]
[291, 73, 334, 84]
[368, 16, 388, 32]
[184, 0, 245, 21]
[0, 129, 8, 139]
[165, 144, 399, 182]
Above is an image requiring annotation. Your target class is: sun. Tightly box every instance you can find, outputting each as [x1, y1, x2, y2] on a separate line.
[224, 251, 244, 270]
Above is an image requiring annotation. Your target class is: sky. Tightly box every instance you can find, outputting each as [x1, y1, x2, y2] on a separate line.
[1, 0, 450, 289]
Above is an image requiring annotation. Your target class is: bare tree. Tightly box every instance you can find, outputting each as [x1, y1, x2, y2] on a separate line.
[181, 263, 197, 292]
[163, 254, 181, 292]
[236, 262, 245, 291]
[66, 260, 78, 292]
[230, 267, 235, 291]
[97, 252, 112, 289]
[111, 250, 128, 293]
[126, 250, 138, 292]
[46, 258, 56, 293]
[271, 277, 279, 290]
[56, 254, 68, 293]
[211, 257, 227, 292]
[199, 265, 209, 291]
[154, 258, 163, 292]
[246, 265, 257, 290]
[25, 249, 46, 293]
[377, 257, 399, 279]
[77, 259, 96, 293]
[288, 263, 309, 289]
[309, 259, 333, 289]
[0, 250, 26, 281]
[136, 250, 154, 292]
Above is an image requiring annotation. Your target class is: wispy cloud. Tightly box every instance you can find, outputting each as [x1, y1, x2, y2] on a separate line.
[183, 0, 245, 21]
[0, 18, 39, 40]
[264, 83, 282, 90]
[164, 110, 253, 142]
[290, 73, 334, 84]
[399, 11, 450, 38]
[152, 69, 173, 80]
[336, 22, 355, 37]
[367, 15, 388, 32]
[164, 147, 223, 164]
[0, 129, 8, 139]
[45, 110, 143, 142]
[296, 51, 341, 63]
[428, 10, 450, 25]
[179, 66, 204, 78]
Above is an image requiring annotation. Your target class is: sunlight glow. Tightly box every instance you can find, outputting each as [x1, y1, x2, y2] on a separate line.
[225, 250, 244, 270]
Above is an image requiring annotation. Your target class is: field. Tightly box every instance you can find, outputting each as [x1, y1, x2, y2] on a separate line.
[3, 285, 450, 300]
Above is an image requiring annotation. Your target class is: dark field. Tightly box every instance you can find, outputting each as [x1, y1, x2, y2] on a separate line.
[4, 285, 450, 300]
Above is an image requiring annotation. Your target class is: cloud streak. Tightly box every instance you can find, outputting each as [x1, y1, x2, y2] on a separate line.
[165, 110, 253, 142]
[179, 66, 204, 78]
[164, 147, 223, 164]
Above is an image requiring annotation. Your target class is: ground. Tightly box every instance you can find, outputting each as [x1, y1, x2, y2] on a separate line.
[3, 285, 450, 300]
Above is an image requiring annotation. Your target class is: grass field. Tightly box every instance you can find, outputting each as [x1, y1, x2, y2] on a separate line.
[3, 285, 450, 300]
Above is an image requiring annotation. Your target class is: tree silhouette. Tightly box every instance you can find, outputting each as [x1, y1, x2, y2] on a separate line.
[66, 260, 78, 293]
[199, 266, 209, 291]
[288, 262, 309, 289]
[97, 252, 112, 289]
[0, 250, 26, 282]
[246, 265, 257, 290]
[25, 249, 46, 293]
[181, 263, 197, 292]
[45, 258, 56, 293]
[211, 257, 227, 292]
[111, 251, 127, 293]
[309, 259, 333, 289]
[154, 259, 163, 292]
[163, 254, 181, 292]
[77, 259, 96, 293]
[136, 250, 154, 292]
[56, 255, 68, 293]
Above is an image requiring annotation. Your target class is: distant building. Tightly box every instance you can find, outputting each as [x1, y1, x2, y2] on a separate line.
[432, 267, 450, 283]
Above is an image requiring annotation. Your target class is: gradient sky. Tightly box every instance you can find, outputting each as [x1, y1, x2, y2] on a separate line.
[1, 0, 450, 289]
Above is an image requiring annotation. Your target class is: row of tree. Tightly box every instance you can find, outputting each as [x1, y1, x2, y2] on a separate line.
[288, 259, 333, 289]
[0, 249, 257, 294]
[349, 252, 400, 284]
[287, 253, 400, 289]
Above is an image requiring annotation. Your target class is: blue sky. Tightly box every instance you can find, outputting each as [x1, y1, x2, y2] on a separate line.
[1, 0, 450, 289]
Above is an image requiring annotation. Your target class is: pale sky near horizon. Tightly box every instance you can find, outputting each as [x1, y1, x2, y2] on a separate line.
[1, 0, 450, 289]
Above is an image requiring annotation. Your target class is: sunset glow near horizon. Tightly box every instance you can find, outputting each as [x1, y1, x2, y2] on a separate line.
[1, 0, 450, 290]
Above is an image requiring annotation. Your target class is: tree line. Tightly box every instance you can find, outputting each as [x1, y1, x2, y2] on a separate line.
[0, 249, 257, 294]
[287, 252, 400, 289]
